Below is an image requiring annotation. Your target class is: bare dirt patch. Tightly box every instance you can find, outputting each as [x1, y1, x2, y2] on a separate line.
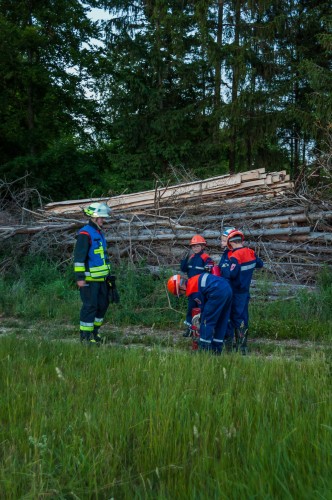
[0, 319, 330, 360]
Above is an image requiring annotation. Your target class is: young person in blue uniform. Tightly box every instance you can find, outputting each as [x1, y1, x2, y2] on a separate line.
[167, 273, 232, 354]
[221, 229, 263, 355]
[180, 235, 214, 336]
[218, 227, 235, 351]
[74, 202, 112, 343]
[219, 227, 235, 269]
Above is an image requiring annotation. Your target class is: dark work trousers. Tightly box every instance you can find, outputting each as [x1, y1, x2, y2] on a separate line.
[185, 300, 193, 325]
[199, 281, 232, 353]
[229, 292, 250, 331]
[79, 281, 110, 334]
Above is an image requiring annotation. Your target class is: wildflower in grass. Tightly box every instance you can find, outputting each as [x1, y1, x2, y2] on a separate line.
[28, 435, 48, 455]
[222, 425, 236, 439]
[223, 367, 227, 379]
[55, 366, 65, 380]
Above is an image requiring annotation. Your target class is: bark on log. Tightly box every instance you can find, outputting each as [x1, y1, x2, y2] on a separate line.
[2, 166, 330, 286]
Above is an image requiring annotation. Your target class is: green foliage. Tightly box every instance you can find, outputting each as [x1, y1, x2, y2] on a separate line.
[0, 337, 330, 497]
[1, 138, 112, 201]
[0, 0, 102, 196]
[0, 257, 331, 343]
[317, 265, 332, 292]
[251, 279, 332, 341]
[106, 263, 186, 328]
[0, 255, 78, 321]
[1, 1, 331, 198]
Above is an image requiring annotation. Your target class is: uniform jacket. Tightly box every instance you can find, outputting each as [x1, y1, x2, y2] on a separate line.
[221, 246, 263, 293]
[185, 273, 231, 312]
[180, 251, 214, 278]
[218, 248, 232, 275]
[74, 221, 110, 282]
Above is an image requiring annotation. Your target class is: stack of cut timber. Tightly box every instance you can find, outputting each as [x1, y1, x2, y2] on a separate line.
[43, 168, 292, 215]
[2, 167, 331, 285]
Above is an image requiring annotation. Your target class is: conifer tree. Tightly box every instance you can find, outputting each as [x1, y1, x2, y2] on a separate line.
[0, 0, 103, 197]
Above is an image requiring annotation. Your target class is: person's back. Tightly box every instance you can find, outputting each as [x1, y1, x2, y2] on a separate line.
[221, 229, 263, 355]
[223, 246, 263, 293]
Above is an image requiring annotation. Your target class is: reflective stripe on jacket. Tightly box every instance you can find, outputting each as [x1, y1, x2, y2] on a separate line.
[180, 252, 214, 278]
[74, 223, 110, 281]
[221, 247, 263, 293]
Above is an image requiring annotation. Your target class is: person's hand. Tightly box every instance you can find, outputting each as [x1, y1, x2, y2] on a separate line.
[77, 280, 86, 288]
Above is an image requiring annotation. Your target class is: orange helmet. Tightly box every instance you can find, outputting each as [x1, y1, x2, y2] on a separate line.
[190, 235, 206, 246]
[167, 274, 186, 296]
[227, 229, 245, 250]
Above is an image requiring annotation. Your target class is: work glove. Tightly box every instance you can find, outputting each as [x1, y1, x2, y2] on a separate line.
[106, 275, 120, 304]
[204, 264, 213, 273]
[191, 313, 201, 328]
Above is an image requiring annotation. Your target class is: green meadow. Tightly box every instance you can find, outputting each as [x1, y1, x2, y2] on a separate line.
[0, 338, 331, 499]
[0, 258, 331, 498]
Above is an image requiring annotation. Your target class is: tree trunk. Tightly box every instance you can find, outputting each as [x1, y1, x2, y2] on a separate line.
[229, 0, 241, 175]
[213, 0, 224, 143]
[27, 8, 35, 155]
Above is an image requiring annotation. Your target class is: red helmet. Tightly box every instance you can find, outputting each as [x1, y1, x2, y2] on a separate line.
[167, 274, 186, 296]
[227, 229, 244, 250]
[190, 235, 206, 246]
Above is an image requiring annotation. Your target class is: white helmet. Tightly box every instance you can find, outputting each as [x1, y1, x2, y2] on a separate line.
[222, 227, 235, 237]
[83, 202, 111, 218]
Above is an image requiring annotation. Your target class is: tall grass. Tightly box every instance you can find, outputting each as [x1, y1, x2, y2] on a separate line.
[0, 256, 331, 341]
[0, 337, 330, 498]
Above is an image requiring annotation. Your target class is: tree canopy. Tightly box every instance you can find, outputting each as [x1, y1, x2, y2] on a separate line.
[0, 0, 331, 200]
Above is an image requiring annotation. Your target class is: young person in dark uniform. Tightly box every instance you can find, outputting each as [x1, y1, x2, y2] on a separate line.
[167, 273, 232, 354]
[180, 235, 214, 336]
[221, 229, 263, 355]
[218, 227, 235, 351]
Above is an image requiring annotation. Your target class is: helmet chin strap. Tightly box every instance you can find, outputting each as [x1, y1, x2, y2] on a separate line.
[92, 217, 102, 230]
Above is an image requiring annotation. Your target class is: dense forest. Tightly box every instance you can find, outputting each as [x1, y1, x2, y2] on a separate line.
[0, 0, 331, 201]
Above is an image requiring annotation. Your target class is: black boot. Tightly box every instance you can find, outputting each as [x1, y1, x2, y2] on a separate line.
[183, 327, 192, 338]
[80, 331, 91, 343]
[183, 321, 192, 337]
[224, 336, 234, 353]
[92, 330, 103, 344]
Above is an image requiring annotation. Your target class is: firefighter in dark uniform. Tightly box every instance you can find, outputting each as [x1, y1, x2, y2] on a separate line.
[74, 202, 112, 343]
[167, 273, 232, 354]
[180, 235, 214, 336]
[221, 229, 264, 355]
